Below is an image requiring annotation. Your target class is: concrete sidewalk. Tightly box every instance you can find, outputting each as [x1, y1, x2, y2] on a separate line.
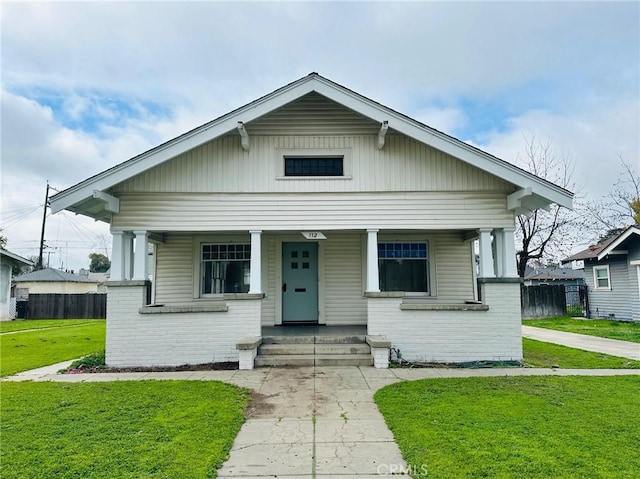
[4, 364, 639, 479]
[522, 325, 640, 360]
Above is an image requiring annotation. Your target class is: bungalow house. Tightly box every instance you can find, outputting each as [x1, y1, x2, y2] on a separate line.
[563, 225, 640, 321]
[0, 249, 34, 320]
[49, 73, 573, 368]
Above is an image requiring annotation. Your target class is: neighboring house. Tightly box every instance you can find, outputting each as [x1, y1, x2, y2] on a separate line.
[12, 268, 100, 295]
[523, 265, 585, 286]
[563, 225, 640, 321]
[49, 73, 573, 368]
[0, 249, 34, 320]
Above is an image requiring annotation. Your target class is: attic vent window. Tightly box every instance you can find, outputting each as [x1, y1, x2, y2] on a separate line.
[284, 157, 344, 177]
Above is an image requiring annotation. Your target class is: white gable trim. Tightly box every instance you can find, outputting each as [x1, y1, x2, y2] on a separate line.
[50, 74, 573, 216]
[597, 226, 640, 260]
[0, 249, 34, 266]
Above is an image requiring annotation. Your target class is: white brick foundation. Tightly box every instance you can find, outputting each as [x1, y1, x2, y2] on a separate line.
[367, 281, 522, 363]
[106, 282, 262, 367]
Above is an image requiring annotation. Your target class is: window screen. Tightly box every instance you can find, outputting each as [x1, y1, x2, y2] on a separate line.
[284, 157, 344, 176]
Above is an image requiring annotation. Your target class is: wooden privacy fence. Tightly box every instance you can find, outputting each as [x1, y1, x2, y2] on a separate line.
[521, 285, 567, 319]
[22, 293, 107, 319]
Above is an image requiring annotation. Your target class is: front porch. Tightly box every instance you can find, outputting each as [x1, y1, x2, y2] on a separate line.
[104, 227, 523, 369]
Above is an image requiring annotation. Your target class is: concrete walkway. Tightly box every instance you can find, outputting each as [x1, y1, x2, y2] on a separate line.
[522, 325, 640, 360]
[4, 365, 640, 478]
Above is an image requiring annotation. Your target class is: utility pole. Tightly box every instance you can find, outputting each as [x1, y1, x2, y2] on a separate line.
[37, 181, 50, 270]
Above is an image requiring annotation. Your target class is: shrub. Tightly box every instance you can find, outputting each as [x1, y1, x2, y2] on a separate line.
[65, 350, 106, 373]
[566, 304, 584, 317]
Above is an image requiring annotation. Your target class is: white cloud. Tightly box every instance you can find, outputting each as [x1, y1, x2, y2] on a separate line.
[1, 1, 638, 270]
[413, 107, 468, 135]
[473, 96, 639, 199]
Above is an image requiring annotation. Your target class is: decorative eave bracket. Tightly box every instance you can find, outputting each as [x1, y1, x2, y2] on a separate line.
[376, 121, 389, 150]
[92, 190, 119, 213]
[506, 187, 550, 216]
[237, 121, 250, 151]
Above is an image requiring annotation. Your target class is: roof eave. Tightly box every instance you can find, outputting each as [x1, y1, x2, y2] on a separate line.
[0, 249, 34, 266]
[50, 75, 320, 215]
[596, 226, 640, 260]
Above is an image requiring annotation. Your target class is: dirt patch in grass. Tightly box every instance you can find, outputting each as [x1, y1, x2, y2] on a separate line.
[63, 361, 239, 374]
[390, 360, 523, 368]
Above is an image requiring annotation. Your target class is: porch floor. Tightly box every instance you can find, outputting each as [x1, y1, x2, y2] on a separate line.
[261, 325, 367, 337]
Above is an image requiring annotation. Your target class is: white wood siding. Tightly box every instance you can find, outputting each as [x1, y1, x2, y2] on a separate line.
[261, 235, 276, 325]
[112, 135, 513, 194]
[433, 232, 475, 301]
[245, 92, 381, 136]
[324, 232, 366, 325]
[112, 191, 514, 231]
[154, 235, 194, 304]
[155, 231, 475, 320]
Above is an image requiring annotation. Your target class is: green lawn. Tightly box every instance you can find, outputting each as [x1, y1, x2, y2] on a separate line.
[523, 338, 640, 369]
[0, 319, 103, 333]
[524, 317, 640, 343]
[0, 322, 106, 377]
[0, 381, 248, 479]
[376, 376, 640, 478]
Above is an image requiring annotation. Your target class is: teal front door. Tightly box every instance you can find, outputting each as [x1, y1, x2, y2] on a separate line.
[282, 242, 318, 323]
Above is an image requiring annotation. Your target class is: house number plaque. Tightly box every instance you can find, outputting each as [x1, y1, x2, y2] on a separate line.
[301, 231, 326, 240]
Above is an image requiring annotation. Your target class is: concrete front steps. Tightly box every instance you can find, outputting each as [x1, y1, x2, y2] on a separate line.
[255, 335, 374, 367]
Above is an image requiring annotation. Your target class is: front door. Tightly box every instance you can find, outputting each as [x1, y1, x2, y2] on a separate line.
[282, 242, 318, 323]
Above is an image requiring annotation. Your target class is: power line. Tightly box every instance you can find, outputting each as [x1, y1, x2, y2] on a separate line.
[1, 205, 43, 230]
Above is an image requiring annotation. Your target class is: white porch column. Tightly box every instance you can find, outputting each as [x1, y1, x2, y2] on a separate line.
[493, 230, 504, 277]
[133, 230, 149, 281]
[123, 232, 134, 280]
[110, 231, 125, 281]
[248, 230, 262, 294]
[366, 229, 380, 293]
[477, 228, 495, 278]
[501, 227, 518, 277]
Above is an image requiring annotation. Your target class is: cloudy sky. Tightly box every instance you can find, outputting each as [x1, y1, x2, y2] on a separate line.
[2, 1, 639, 271]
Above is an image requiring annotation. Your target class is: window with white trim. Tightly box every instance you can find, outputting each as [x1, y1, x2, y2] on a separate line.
[593, 265, 610, 290]
[378, 242, 430, 293]
[201, 244, 250, 295]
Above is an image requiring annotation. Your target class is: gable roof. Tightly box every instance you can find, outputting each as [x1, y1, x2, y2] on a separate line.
[524, 265, 584, 281]
[50, 73, 573, 220]
[13, 268, 98, 283]
[562, 225, 640, 263]
[0, 249, 34, 267]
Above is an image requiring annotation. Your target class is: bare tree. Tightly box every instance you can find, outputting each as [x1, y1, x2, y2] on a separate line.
[585, 156, 640, 239]
[514, 135, 580, 277]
